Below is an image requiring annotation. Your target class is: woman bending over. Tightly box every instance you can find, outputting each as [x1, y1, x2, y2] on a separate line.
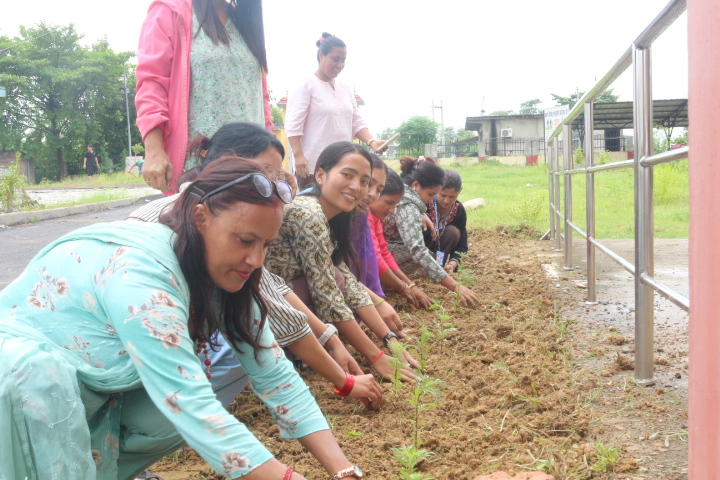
[266, 141, 418, 381]
[424, 169, 469, 274]
[383, 156, 479, 307]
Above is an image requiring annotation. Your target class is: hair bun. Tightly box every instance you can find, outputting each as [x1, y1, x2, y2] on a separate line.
[316, 32, 333, 47]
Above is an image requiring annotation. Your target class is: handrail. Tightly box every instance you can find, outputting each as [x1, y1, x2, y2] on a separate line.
[547, 0, 687, 142]
[640, 146, 689, 167]
[545, 0, 688, 386]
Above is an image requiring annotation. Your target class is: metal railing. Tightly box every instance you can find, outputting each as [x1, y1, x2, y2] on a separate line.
[546, 0, 688, 386]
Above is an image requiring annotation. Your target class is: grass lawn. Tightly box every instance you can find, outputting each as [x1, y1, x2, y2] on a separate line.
[449, 159, 689, 239]
[36, 171, 145, 187]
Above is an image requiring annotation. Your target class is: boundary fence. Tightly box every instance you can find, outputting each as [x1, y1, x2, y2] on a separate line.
[546, 0, 688, 385]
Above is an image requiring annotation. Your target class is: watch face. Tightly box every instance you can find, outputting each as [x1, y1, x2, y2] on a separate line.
[352, 465, 363, 477]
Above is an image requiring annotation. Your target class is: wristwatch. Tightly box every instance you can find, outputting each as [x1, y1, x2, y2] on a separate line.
[383, 331, 399, 347]
[318, 323, 338, 346]
[330, 465, 363, 480]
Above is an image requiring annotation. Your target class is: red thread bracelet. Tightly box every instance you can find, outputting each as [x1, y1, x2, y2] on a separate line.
[333, 372, 355, 397]
[282, 466, 295, 480]
[371, 350, 384, 365]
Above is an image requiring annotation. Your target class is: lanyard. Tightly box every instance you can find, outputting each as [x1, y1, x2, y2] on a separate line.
[433, 197, 447, 250]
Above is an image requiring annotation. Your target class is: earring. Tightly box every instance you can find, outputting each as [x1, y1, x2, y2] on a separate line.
[319, 181, 323, 185]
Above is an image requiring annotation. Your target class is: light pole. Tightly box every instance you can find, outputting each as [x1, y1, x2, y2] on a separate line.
[123, 63, 133, 159]
[432, 100, 445, 153]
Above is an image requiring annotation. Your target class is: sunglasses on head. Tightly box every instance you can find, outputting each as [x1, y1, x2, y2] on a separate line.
[199, 173, 293, 204]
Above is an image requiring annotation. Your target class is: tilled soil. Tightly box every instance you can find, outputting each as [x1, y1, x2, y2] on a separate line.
[149, 227, 688, 480]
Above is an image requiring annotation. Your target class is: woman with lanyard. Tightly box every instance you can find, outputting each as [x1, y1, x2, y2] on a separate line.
[0, 158, 365, 480]
[424, 170, 469, 274]
[383, 157, 479, 307]
[136, 0, 273, 193]
[285, 32, 387, 191]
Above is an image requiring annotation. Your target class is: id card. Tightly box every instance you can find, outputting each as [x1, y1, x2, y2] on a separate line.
[435, 250, 446, 266]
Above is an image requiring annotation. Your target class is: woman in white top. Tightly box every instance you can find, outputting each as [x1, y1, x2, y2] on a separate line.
[285, 32, 387, 190]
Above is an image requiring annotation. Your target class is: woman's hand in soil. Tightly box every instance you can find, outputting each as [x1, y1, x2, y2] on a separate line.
[387, 337, 420, 370]
[444, 260, 459, 274]
[409, 286, 434, 309]
[326, 340, 364, 375]
[376, 301, 406, 337]
[348, 373, 383, 409]
[373, 353, 418, 382]
[457, 285, 480, 307]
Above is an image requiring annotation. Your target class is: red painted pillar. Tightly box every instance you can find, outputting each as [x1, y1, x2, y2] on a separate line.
[688, 0, 720, 475]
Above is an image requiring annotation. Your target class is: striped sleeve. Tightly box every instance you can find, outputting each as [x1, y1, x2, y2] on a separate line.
[259, 269, 312, 347]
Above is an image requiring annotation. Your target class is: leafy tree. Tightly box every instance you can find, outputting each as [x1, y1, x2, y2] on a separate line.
[519, 98, 541, 115]
[488, 110, 515, 116]
[397, 116, 438, 157]
[0, 23, 135, 181]
[551, 89, 619, 108]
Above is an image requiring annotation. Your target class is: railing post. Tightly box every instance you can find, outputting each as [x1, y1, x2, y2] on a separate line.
[563, 122, 573, 270]
[633, 43, 655, 385]
[548, 140, 555, 240]
[584, 102, 598, 304]
[554, 140, 562, 251]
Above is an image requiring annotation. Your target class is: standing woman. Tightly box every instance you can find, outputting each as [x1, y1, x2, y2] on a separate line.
[136, 0, 273, 193]
[84, 144, 100, 181]
[383, 157, 480, 307]
[285, 32, 387, 190]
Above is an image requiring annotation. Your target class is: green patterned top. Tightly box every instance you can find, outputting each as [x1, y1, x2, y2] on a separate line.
[187, 11, 264, 170]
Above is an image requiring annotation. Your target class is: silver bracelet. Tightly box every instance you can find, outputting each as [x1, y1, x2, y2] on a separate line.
[318, 324, 338, 346]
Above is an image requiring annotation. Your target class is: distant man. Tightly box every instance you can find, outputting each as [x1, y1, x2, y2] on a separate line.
[83, 144, 100, 181]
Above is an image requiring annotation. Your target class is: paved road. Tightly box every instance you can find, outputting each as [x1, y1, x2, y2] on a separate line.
[0, 203, 143, 290]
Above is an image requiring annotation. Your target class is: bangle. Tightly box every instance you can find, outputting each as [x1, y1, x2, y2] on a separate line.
[407, 283, 417, 289]
[283, 467, 295, 480]
[370, 350, 384, 365]
[333, 372, 355, 397]
[374, 298, 385, 307]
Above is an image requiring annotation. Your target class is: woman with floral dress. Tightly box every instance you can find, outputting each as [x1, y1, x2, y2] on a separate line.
[0, 158, 362, 480]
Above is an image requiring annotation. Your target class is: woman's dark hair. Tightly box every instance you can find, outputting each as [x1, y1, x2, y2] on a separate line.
[399, 156, 445, 189]
[316, 32, 346, 62]
[178, 166, 201, 185]
[186, 122, 285, 170]
[442, 169, 463, 191]
[193, 0, 268, 73]
[303, 141, 373, 266]
[381, 169, 404, 196]
[159, 157, 279, 359]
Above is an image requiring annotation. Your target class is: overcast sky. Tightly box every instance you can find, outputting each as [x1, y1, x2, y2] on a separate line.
[2, 0, 688, 134]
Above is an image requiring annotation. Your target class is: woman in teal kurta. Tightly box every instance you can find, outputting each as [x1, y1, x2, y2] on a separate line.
[0, 158, 360, 480]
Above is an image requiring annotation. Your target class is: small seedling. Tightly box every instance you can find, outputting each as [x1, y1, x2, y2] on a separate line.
[591, 441, 620, 472]
[390, 445, 435, 480]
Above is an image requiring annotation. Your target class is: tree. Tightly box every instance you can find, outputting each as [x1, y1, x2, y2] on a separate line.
[519, 98, 541, 115]
[551, 89, 619, 108]
[0, 23, 135, 180]
[397, 116, 438, 157]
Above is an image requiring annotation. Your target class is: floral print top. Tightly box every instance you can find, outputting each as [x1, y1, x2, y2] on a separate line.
[0, 222, 327, 480]
[186, 11, 264, 170]
[265, 196, 373, 322]
[383, 185, 449, 283]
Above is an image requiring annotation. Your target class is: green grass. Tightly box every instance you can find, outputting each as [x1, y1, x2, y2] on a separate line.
[36, 172, 144, 187]
[448, 159, 688, 239]
[24, 190, 142, 211]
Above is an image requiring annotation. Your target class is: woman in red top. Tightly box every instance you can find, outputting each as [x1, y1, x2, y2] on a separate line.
[367, 169, 433, 309]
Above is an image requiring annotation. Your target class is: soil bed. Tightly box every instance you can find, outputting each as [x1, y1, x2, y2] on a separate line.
[150, 227, 687, 480]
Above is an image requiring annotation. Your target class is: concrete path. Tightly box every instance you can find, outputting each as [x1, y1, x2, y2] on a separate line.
[0, 201, 151, 290]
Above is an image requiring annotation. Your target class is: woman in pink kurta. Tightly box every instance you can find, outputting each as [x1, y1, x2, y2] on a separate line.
[285, 32, 386, 190]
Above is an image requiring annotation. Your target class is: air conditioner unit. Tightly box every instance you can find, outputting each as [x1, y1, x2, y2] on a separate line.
[501, 128, 513, 138]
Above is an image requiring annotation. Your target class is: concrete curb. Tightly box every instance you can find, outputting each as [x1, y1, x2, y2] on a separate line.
[0, 194, 164, 227]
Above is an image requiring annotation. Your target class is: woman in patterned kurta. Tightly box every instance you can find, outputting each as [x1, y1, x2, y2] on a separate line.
[265, 142, 418, 382]
[383, 156, 480, 307]
[0, 159, 360, 480]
